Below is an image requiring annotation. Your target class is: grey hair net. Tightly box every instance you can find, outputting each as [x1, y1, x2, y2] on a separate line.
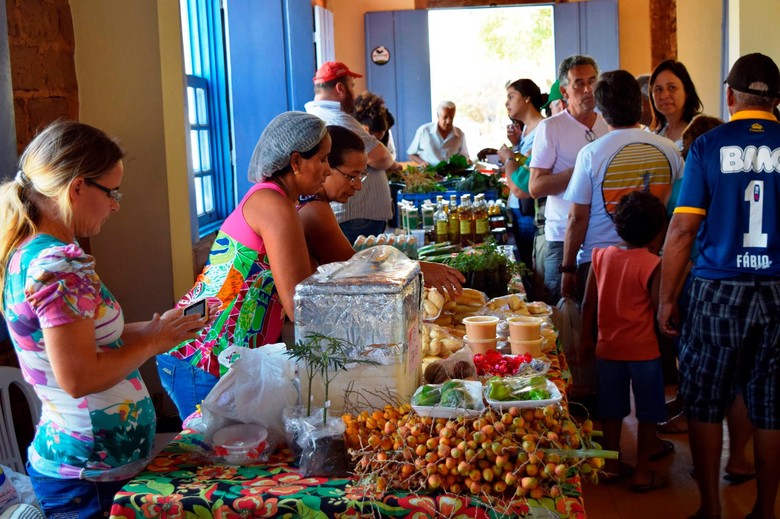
[248, 111, 328, 182]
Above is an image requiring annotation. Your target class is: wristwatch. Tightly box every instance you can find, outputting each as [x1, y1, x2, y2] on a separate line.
[558, 264, 576, 274]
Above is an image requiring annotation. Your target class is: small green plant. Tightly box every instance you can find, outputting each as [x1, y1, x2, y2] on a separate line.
[444, 237, 528, 277]
[285, 332, 378, 426]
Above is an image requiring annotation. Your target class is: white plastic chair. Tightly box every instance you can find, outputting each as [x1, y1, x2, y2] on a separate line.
[0, 367, 41, 474]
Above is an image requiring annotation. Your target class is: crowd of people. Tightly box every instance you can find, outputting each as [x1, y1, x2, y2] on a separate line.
[0, 51, 778, 519]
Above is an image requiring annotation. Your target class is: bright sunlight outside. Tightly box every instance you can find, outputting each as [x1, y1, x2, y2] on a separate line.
[429, 6, 556, 159]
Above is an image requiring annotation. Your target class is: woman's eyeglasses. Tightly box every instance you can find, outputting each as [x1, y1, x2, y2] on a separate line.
[585, 129, 596, 143]
[85, 178, 123, 202]
[334, 167, 368, 186]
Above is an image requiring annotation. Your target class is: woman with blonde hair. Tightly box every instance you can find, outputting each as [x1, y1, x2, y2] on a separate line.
[0, 120, 205, 517]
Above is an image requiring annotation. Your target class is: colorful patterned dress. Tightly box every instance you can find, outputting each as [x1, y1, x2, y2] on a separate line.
[167, 182, 286, 377]
[3, 235, 155, 481]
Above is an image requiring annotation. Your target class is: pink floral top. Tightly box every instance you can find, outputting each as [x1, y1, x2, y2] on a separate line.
[3, 235, 155, 481]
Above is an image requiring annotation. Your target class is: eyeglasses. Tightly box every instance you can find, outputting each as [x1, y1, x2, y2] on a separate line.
[585, 129, 596, 143]
[85, 178, 123, 202]
[334, 167, 368, 186]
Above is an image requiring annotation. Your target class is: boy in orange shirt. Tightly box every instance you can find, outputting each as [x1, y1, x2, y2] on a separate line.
[581, 190, 669, 493]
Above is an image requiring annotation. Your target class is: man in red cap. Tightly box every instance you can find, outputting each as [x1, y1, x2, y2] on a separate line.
[659, 52, 780, 519]
[305, 61, 399, 243]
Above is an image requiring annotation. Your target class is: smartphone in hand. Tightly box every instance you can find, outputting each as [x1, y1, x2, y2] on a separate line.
[183, 299, 208, 319]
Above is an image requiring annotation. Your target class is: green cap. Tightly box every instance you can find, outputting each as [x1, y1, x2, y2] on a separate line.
[541, 80, 563, 109]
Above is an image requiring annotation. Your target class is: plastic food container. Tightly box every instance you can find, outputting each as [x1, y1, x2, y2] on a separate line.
[485, 378, 563, 411]
[212, 424, 269, 465]
[412, 380, 485, 419]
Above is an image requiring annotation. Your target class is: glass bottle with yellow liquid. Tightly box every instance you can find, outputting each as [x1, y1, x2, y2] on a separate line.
[458, 194, 474, 247]
[473, 194, 489, 243]
[434, 200, 449, 243]
[448, 194, 460, 243]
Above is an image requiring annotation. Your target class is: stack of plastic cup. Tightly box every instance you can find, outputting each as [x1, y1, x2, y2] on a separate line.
[462, 316, 499, 354]
[507, 316, 544, 357]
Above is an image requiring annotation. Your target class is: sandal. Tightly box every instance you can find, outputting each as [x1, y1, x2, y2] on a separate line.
[658, 412, 688, 434]
[631, 472, 669, 493]
[723, 471, 755, 484]
[649, 439, 675, 461]
[601, 461, 634, 484]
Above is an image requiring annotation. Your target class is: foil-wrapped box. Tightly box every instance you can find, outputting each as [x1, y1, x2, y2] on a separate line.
[294, 246, 422, 412]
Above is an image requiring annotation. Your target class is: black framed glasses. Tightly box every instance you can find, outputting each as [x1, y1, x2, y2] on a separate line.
[585, 129, 596, 143]
[334, 167, 368, 186]
[85, 178, 123, 202]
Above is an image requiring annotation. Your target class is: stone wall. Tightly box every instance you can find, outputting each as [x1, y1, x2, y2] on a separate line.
[6, 0, 77, 154]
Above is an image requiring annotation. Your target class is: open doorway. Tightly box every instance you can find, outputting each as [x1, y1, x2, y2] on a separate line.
[428, 6, 556, 159]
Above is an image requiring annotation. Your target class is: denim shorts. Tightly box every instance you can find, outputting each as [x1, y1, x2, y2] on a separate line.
[26, 462, 128, 519]
[156, 353, 220, 422]
[679, 276, 780, 429]
[596, 357, 667, 423]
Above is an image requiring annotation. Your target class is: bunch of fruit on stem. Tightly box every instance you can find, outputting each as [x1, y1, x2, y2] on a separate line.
[343, 404, 603, 498]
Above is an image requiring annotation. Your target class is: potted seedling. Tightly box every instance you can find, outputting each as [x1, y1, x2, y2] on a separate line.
[446, 238, 526, 298]
[284, 332, 377, 476]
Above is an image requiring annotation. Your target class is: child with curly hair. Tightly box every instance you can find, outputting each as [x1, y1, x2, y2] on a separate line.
[580, 190, 669, 493]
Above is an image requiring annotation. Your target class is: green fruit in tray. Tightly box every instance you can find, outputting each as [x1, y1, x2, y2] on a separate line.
[440, 386, 474, 409]
[411, 385, 441, 406]
[485, 376, 551, 401]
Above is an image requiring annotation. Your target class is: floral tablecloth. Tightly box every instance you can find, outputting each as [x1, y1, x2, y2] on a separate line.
[111, 345, 583, 519]
[110, 434, 585, 519]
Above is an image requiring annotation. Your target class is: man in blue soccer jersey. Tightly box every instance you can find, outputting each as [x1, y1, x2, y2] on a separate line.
[658, 53, 780, 519]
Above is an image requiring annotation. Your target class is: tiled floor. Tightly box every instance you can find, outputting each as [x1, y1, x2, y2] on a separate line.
[580, 387, 777, 519]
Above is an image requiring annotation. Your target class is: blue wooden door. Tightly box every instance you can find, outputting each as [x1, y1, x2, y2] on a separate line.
[226, 0, 314, 199]
[553, 0, 619, 74]
[365, 10, 431, 162]
[365, 4, 618, 162]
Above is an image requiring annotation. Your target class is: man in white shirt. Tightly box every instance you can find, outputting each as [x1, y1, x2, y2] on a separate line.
[528, 55, 609, 303]
[561, 70, 683, 300]
[304, 61, 399, 243]
[407, 101, 469, 166]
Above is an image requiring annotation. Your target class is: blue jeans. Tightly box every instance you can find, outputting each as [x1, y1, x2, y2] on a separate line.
[26, 462, 129, 518]
[510, 208, 535, 268]
[339, 218, 387, 246]
[156, 354, 220, 422]
[543, 240, 563, 304]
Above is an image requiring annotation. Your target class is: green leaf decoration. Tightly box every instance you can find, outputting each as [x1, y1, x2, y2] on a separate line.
[186, 504, 214, 519]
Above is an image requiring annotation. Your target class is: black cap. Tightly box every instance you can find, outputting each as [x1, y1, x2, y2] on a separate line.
[724, 53, 780, 98]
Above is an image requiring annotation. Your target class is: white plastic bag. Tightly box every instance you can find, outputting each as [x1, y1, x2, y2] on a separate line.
[555, 298, 596, 396]
[0, 465, 39, 513]
[199, 343, 298, 449]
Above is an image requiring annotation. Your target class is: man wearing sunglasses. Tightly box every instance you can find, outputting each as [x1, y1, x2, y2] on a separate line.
[528, 55, 609, 304]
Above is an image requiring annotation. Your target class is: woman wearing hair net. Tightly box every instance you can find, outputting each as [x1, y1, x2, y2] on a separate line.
[157, 112, 331, 421]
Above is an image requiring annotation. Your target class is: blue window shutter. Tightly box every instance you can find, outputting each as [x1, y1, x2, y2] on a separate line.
[283, 0, 316, 111]
[225, 0, 289, 199]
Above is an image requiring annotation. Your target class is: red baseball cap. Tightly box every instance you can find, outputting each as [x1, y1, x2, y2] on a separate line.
[313, 61, 363, 84]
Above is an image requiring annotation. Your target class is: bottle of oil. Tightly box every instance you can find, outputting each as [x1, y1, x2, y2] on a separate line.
[473, 194, 489, 243]
[448, 194, 460, 243]
[458, 194, 474, 247]
[434, 200, 448, 243]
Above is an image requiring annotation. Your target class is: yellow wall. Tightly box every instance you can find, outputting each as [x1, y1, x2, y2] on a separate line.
[70, 0, 192, 320]
[678, 0, 724, 118]
[618, 0, 651, 75]
[329, 0, 414, 93]
[728, 0, 780, 66]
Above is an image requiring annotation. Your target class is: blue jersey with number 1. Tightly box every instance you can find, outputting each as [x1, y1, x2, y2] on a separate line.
[674, 110, 780, 279]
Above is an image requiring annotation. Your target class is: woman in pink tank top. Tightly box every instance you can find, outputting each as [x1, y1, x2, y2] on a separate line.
[158, 111, 332, 421]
